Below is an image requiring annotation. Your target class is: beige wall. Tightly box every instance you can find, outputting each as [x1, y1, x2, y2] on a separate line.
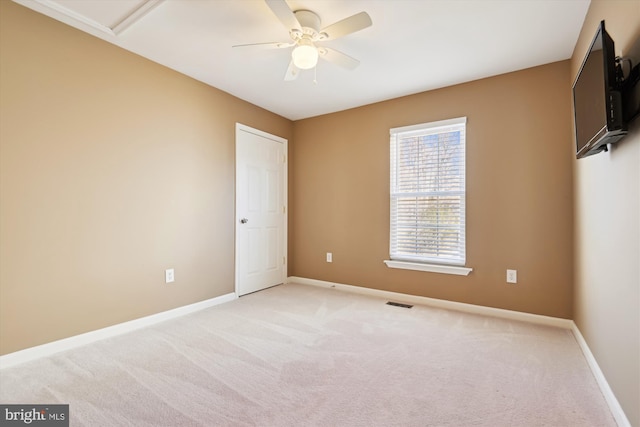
[571, 1, 640, 426]
[291, 61, 574, 319]
[0, 1, 292, 355]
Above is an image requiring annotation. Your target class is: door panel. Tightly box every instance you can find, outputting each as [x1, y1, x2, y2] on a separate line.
[236, 124, 287, 296]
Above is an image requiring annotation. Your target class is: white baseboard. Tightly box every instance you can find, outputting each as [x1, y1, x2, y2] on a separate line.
[288, 276, 629, 426]
[0, 292, 237, 369]
[288, 276, 573, 329]
[2, 278, 629, 426]
[571, 323, 631, 427]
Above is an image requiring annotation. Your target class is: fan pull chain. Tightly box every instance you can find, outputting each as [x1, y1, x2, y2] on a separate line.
[313, 66, 318, 85]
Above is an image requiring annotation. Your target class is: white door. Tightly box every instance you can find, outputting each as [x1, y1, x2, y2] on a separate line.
[235, 124, 287, 296]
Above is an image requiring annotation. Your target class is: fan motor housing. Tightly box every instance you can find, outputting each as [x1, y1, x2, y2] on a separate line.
[294, 10, 321, 35]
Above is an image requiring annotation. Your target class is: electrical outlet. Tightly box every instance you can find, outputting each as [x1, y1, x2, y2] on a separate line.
[506, 269, 517, 284]
[165, 268, 175, 283]
[326, 252, 332, 263]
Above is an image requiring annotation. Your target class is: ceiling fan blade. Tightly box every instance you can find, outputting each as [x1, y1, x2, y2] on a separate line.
[232, 41, 294, 49]
[284, 60, 300, 81]
[320, 11, 372, 40]
[265, 0, 301, 32]
[319, 47, 360, 70]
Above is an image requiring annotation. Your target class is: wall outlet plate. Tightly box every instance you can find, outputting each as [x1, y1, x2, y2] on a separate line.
[506, 269, 517, 284]
[165, 269, 175, 283]
[326, 252, 332, 263]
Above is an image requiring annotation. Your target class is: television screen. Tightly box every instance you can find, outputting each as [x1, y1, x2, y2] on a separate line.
[573, 29, 606, 155]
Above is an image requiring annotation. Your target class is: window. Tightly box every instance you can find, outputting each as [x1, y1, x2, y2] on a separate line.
[386, 117, 470, 275]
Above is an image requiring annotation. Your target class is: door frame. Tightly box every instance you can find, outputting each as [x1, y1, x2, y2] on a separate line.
[234, 123, 288, 296]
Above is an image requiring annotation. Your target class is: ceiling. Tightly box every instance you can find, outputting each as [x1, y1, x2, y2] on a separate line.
[14, 0, 591, 121]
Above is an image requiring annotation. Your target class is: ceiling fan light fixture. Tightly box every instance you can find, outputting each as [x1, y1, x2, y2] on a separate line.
[292, 39, 318, 70]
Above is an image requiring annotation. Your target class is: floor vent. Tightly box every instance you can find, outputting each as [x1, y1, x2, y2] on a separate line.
[386, 301, 413, 309]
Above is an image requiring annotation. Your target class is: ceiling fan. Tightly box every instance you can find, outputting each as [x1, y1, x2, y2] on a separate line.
[233, 0, 372, 81]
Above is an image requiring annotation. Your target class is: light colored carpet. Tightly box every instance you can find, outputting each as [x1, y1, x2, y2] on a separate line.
[0, 283, 615, 426]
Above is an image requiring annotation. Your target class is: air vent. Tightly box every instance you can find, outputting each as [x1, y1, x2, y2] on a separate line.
[386, 301, 413, 309]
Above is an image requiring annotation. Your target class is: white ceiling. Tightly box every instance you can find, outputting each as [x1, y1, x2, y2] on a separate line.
[14, 0, 591, 120]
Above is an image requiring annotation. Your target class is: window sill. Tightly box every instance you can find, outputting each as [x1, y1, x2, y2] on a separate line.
[383, 260, 473, 276]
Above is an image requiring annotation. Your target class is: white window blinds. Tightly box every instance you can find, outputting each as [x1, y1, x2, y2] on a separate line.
[390, 117, 466, 266]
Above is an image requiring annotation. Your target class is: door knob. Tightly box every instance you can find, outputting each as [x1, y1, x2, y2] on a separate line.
[240, 218, 249, 224]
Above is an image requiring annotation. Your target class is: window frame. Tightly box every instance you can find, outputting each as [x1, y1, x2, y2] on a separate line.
[385, 117, 472, 276]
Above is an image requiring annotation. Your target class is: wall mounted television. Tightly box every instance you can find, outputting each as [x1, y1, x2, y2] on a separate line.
[572, 21, 627, 159]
